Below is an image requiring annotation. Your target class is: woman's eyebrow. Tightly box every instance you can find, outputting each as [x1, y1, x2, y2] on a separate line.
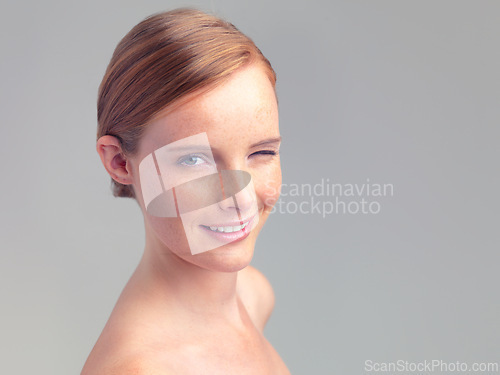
[161, 137, 283, 153]
[158, 144, 212, 152]
[249, 136, 282, 148]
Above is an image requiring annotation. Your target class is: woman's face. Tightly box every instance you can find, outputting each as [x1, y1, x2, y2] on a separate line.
[129, 63, 281, 272]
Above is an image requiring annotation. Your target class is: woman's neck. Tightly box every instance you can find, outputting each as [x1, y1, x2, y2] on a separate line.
[126, 224, 246, 328]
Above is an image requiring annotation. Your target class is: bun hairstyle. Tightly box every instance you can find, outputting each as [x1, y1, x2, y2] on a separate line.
[97, 8, 276, 198]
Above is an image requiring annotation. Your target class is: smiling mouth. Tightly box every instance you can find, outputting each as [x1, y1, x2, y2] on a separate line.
[200, 221, 251, 233]
[199, 213, 256, 233]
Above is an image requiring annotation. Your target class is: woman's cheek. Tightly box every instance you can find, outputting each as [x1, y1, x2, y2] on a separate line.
[255, 165, 282, 212]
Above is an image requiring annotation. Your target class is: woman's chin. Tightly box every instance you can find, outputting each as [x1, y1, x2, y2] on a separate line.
[189, 236, 257, 272]
[150, 215, 262, 272]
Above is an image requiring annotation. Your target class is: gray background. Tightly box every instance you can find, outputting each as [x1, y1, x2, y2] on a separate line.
[1, 0, 499, 374]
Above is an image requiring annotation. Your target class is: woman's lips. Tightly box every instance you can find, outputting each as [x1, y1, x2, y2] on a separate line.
[199, 214, 256, 243]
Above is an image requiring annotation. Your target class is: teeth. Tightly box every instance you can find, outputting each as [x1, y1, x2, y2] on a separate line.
[206, 222, 249, 233]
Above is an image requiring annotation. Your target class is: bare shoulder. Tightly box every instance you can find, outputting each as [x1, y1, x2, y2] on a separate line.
[107, 357, 169, 375]
[80, 323, 173, 375]
[237, 265, 275, 331]
[81, 349, 171, 375]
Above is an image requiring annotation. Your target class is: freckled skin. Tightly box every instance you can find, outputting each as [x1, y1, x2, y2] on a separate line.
[130, 63, 282, 273]
[85, 64, 290, 374]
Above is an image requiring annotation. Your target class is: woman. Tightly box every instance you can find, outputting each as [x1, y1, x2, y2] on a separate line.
[81, 8, 289, 374]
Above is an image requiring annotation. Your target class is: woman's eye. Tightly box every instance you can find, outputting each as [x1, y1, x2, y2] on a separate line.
[178, 155, 206, 166]
[251, 150, 277, 157]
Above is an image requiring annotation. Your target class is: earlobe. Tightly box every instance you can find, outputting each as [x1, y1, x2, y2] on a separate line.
[96, 135, 134, 186]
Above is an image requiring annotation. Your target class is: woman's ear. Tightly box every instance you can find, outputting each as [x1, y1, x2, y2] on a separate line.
[96, 135, 134, 186]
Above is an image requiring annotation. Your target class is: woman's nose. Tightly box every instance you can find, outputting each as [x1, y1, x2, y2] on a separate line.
[217, 169, 256, 213]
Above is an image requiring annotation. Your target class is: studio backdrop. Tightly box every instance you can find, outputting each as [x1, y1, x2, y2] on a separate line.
[1, 0, 499, 374]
